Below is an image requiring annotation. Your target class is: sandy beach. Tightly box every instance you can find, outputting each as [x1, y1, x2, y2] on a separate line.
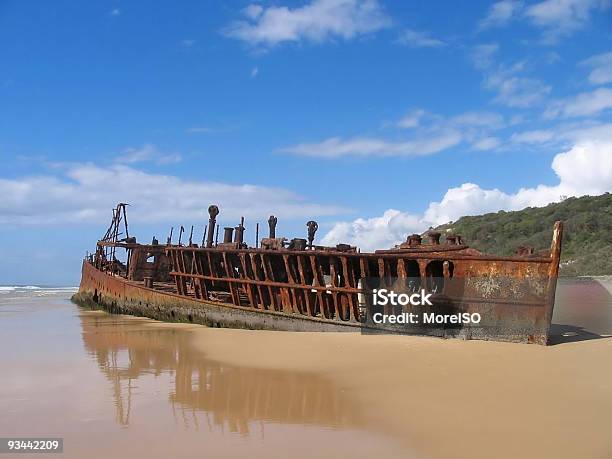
[2, 284, 612, 459]
[188, 327, 612, 459]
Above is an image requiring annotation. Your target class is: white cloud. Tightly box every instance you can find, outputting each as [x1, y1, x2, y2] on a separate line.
[471, 47, 551, 108]
[322, 130, 612, 251]
[282, 109, 507, 158]
[396, 109, 425, 129]
[450, 111, 505, 128]
[186, 127, 214, 134]
[321, 209, 423, 249]
[472, 137, 501, 150]
[581, 51, 612, 85]
[546, 87, 612, 118]
[243, 4, 264, 20]
[224, 0, 390, 47]
[251, 66, 259, 77]
[511, 129, 555, 143]
[280, 131, 463, 158]
[115, 144, 182, 165]
[396, 29, 445, 48]
[485, 65, 552, 107]
[0, 163, 348, 225]
[110, 8, 121, 16]
[470, 43, 499, 69]
[525, 0, 610, 42]
[479, 0, 524, 29]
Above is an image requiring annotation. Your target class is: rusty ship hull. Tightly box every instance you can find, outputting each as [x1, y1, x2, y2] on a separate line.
[73, 204, 564, 344]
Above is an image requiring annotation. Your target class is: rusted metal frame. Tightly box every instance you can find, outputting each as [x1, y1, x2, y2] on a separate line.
[543, 221, 564, 338]
[169, 249, 179, 294]
[166, 271, 362, 295]
[397, 259, 407, 278]
[309, 254, 331, 320]
[114, 244, 555, 264]
[169, 250, 185, 296]
[282, 254, 300, 314]
[189, 252, 201, 299]
[328, 257, 341, 320]
[110, 208, 122, 273]
[183, 251, 194, 295]
[296, 255, 315, 316]
[359, 257, 369, 279]
[377, 257, 394, 315]
[205, 252, 216, 290]
[277, 254, 295, 314]
[221, 252, 241, 306]
[259, 253, 279, 312]
[195, 252, 209, 300]
[249, 253, 265, 308]
[192, 251, 208, 300]
[340, 256, 358, 321]
[179, 250, 190, 296]
[248, 254, 265, 309]
[377, 258, 385, 278]
[200, 250, 216, 297]
[238, 253, 257, 308]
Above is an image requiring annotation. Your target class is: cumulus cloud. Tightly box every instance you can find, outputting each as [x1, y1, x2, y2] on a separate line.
[223, 0, 391, 47]
[0, 163, 348, 225]
[479, 0, 524, 29]
[321, 209, 423, 249]
[322, 132, 612, 251]
[581, 51, 612, 85]
[396, 29, 445, 48]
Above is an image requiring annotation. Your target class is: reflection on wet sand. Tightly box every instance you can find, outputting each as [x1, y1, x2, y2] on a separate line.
[80, 313, 362, 434]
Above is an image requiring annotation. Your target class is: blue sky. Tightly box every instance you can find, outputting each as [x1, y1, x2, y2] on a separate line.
[1, 0, 611, 285]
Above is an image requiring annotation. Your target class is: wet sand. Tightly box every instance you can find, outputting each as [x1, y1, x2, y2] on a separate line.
[1, 280, 612, 459]
[0, 292, 409, 459]
[192, 328, 612, 459]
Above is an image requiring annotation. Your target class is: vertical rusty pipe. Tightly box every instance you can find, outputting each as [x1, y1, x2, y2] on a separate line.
[223, 227, 234, 243]
[206, 205, 219, 248]
[234, 225, 245, 244]
[268, 215, 277, 238]
[307, 220, 318, 247]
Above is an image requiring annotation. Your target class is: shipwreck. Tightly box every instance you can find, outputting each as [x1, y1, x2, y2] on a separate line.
[73, 203, 563, 344]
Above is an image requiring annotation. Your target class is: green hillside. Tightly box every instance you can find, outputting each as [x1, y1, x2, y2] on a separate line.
[433, 193, 612, 276]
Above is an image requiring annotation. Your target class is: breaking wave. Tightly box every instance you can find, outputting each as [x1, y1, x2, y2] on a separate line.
[0, 285, 78, 297]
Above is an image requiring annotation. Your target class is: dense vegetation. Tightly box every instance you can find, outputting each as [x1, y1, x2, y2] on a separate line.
[434, 193, 612, 276]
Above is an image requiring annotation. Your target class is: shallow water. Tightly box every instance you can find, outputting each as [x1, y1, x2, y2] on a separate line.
[0, 288, 407, 459]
